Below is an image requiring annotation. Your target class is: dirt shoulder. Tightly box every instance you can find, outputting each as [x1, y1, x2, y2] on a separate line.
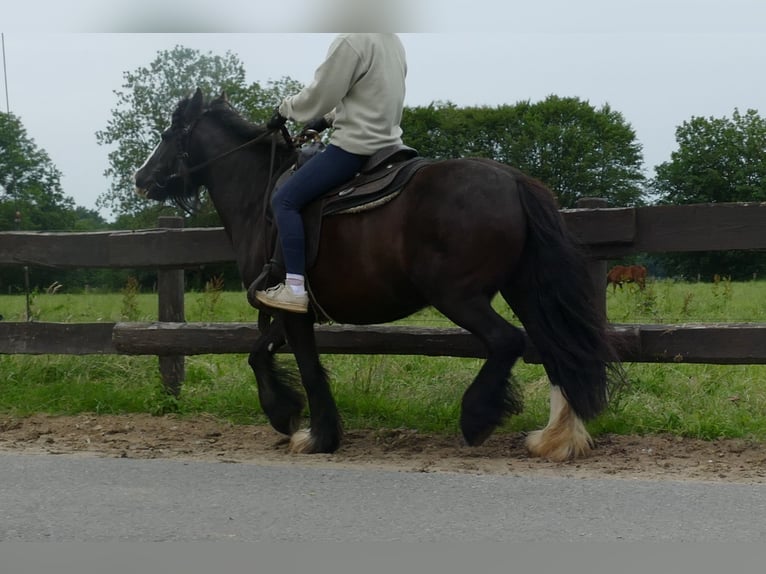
[1, 413, 765, 484]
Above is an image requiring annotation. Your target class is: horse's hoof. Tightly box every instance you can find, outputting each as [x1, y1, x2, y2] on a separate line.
[288, 429, 317, 453]
[288, 428, 342, 453]
[461, 425, 494, 447]
[270, 414, 302, 437]
[525, 429, 593, 462]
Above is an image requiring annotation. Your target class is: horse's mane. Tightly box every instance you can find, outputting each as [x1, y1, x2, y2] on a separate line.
[172, 93, 271, 141]
[206, 96, 271, 142]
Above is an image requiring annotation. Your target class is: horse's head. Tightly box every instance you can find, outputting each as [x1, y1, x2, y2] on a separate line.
[134, 88, 207, 211]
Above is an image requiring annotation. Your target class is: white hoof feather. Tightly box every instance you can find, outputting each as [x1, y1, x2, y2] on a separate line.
[289, 429, 316, 453]
[525, 386, 594, 461]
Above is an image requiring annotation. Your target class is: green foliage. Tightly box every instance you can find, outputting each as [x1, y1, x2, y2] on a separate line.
[236, 76, 305, 125]
[2, 282, 766, 440]
[95, 45, 303, 222]
[652, 109, 766, 279]
[654, 249, 766, 282]
[606, 278, 766, 323]
[120, 276, 141, 321]
[194, 275, 226, 321]
[95, 45, 249, 218]
[402, 95, 646, 208]
[0, 112, 76, 231]
[0, 113, 96, 296]
[653, 109, 766, 204]
[72, 206, 109, 231]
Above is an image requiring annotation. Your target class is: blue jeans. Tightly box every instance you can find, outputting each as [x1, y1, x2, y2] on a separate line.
[271, 144, 368, 276]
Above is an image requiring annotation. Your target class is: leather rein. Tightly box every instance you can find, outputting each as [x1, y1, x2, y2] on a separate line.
[165, 114, 294, 226]
[176, 122, 294, 178]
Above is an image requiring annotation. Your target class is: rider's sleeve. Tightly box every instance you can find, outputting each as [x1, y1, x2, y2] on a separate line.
[278, 35, 363, 123]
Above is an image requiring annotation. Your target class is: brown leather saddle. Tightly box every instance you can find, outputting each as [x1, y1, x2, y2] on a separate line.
[274, 143, 425, 210]
[279, 144, 431, 265]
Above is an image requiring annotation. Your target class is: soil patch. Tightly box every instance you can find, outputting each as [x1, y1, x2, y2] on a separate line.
[2, 413, 765, 483]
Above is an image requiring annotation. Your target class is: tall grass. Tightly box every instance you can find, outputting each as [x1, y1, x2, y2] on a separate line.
[1, 279, 765, 439]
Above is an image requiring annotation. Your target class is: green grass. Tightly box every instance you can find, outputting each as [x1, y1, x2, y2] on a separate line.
[1, 278, 766, 440]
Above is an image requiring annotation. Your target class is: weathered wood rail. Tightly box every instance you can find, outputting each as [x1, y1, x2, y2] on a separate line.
[3, 321, 765, 365]
[2, 201, 766, 393]
[2, 203, 765, 269]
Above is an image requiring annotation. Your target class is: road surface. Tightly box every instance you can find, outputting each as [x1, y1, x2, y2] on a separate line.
[1, 452, 765, 542]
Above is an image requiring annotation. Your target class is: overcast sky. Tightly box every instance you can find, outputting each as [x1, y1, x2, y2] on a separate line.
[2, 1, 765, 221]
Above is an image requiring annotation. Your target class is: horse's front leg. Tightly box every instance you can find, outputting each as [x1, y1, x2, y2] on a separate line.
[248, 313, 305, 436]
[282, 312, 343, 454]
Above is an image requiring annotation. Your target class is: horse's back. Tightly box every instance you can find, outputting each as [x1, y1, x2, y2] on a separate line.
[308, 157, 529, 322]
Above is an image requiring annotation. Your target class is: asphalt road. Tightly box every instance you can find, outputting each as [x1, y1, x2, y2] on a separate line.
[1, 452, 765, 542]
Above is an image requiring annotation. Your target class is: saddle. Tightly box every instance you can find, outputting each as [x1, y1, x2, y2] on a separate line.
[249, 144, 432, 299]
[277, 143, 425, 217]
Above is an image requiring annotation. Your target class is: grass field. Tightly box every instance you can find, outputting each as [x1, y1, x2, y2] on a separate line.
[1, 278, 765, 440]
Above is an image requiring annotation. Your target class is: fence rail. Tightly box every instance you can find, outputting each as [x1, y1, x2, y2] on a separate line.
[2, 321, 765, 365]
[2, 201, 766, 393]
[2, 203, 765, 269]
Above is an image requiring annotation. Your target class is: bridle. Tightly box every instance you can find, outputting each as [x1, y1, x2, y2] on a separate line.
[147, 104, 296, 214]
[155, 110, 295, 212]
[177, 117, 293, 178]
[157, 108, 299, 319]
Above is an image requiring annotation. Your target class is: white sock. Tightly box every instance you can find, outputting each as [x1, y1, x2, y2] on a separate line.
[285, 273, 306, 295]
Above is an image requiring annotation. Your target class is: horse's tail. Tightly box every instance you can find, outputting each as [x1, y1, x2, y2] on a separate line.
[503, 174, 622, 421]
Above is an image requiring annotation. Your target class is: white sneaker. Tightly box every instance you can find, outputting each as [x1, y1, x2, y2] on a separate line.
[255, 282, 309, 313]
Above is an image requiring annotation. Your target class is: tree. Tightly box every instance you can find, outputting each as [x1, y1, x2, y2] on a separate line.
[402, 96, 647, 208]
[402, 101, 479, 160]
[653, 109, 766, 204]
[72, 206, 108, 231]
[96, 45, 303, 222]
[0, 112, 83, 293]
[237, 76, 304, 125]
[0, 111, 76, 231]
[95, 45, 247, 219]
[651, 109, 766, 280]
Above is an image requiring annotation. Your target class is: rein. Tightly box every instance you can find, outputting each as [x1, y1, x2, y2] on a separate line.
[179, 124, 294, 181]
[179, 124, 293, 176]
[165, 113, 294, 219]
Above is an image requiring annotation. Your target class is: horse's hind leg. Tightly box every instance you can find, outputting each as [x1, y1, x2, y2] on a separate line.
[281, 312, 342, 454]
[500, 287, 595, 461]
[525, 385, 594, 461]
[248, 315, 305, 436]
[433, 297, 526, 446]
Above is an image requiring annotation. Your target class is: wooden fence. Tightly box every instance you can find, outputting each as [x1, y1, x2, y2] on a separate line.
[2, 202, 766, 394]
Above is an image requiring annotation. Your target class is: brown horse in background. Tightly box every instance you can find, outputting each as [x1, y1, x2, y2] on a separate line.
[607, 264, 647, 291]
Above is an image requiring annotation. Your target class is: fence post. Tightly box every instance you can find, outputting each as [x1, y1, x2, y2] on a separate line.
[157, 216, 186, 396]
[575, 198, 608, 320]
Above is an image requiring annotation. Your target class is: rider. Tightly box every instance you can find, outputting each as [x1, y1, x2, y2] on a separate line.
[255, 33, 408, 313]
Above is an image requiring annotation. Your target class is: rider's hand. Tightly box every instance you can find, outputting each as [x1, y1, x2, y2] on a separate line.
[267, 108, 287, 130]
[302, 116, 330, 134]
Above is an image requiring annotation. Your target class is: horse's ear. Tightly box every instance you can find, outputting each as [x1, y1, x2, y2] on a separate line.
[187, 88, 204, 119]
[210, 90, 228, 108]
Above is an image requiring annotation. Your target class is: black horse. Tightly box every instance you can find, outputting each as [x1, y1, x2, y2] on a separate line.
[135, 88, 623, 461]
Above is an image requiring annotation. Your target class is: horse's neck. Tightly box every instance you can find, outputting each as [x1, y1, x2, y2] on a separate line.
[216, 200, 271, 286]
[203, 145, 290, 285]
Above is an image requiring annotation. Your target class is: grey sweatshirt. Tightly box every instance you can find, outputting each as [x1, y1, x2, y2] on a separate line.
[278, 33, 407, 156]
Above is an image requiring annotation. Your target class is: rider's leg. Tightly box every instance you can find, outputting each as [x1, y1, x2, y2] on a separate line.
[256, 144, 367, 312]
